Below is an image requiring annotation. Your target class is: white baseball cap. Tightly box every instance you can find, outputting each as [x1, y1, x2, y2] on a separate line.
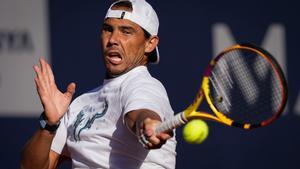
[105, 0, 160, 64]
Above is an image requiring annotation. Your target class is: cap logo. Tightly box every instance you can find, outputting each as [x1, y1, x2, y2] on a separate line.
[120, 11, 125, 19]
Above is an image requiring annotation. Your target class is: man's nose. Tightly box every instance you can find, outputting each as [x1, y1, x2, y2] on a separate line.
[107, 30, 119, 46]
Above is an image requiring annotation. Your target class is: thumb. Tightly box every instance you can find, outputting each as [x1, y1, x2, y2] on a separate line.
[65, 82, 76, 98]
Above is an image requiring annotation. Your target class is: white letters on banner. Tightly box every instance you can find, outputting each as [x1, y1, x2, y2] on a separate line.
[0, 0, 50, 117]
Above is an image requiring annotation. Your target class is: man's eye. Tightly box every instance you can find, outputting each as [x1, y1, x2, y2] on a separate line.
[121, 29, 132, 35]
[102, 25, 113, 32]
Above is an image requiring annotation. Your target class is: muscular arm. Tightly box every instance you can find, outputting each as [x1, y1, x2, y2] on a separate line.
[21, 130, 59, 169]
[125, 109, 173, 149]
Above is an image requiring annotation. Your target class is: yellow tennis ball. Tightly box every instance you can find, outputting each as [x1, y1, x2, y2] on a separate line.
[183, 119, 209, 144]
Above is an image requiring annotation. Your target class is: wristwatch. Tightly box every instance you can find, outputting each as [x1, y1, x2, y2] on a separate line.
[39, 112, 60, 133]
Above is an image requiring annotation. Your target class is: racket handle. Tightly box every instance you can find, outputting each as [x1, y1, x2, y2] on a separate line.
[155, 112, 187, 133]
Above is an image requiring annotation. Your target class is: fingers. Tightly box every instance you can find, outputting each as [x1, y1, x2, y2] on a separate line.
[139, 118, 173, 149]
[157, 130, 173, 140]
[32, 57, 75, 122]
[44, 59, 56, 86]
[65, 82, 76, 98]
[34, 58, 50, 88]
[40, 57, 47, 77]
[33, 57, 76, 98]
[34, 64, 47, 95]
[33, 65, 42, 87]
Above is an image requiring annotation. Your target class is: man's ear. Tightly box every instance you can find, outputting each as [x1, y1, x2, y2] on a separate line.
[145, 36, 159, 53]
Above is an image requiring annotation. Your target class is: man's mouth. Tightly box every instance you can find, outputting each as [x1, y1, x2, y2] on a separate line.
[106, 51, 122, 65]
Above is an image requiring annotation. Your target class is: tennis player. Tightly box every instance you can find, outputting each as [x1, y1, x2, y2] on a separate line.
[21, 0, 176, 168]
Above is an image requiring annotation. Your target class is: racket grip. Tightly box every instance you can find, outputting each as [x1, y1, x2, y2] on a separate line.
[155, 112, 187, 134]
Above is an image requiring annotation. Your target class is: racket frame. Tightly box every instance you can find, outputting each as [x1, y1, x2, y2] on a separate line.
[155, 43, 288, 133]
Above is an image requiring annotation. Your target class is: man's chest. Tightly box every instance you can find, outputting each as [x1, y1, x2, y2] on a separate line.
[67, 87, 123, 142]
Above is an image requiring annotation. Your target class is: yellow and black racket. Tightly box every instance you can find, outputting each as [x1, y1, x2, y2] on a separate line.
[156, 43, 288, 133]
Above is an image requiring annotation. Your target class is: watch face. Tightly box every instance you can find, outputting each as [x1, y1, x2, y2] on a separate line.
[40, 119, 47, 128]
[39, 113, 60, 132]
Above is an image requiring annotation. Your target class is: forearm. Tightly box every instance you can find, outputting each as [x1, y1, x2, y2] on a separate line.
[21, 129, 55, 169]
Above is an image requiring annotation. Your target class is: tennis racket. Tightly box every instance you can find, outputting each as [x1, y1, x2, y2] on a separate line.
[156, 43, 288, 133]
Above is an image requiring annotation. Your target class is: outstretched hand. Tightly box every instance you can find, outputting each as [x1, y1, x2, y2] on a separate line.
[33, 58, 76, 125]
[138, 118, 173, 149]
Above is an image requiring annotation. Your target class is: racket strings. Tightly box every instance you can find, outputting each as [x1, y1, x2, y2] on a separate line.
[209, 49, 284, 124]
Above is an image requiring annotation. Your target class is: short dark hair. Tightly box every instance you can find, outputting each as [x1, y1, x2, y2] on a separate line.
[142, 28, 151, 39]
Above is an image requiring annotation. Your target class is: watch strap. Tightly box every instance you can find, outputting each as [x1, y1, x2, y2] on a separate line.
[39, 112, 60, 133]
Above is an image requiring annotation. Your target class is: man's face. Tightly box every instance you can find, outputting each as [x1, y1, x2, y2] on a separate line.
[101, 18, 149, 78]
